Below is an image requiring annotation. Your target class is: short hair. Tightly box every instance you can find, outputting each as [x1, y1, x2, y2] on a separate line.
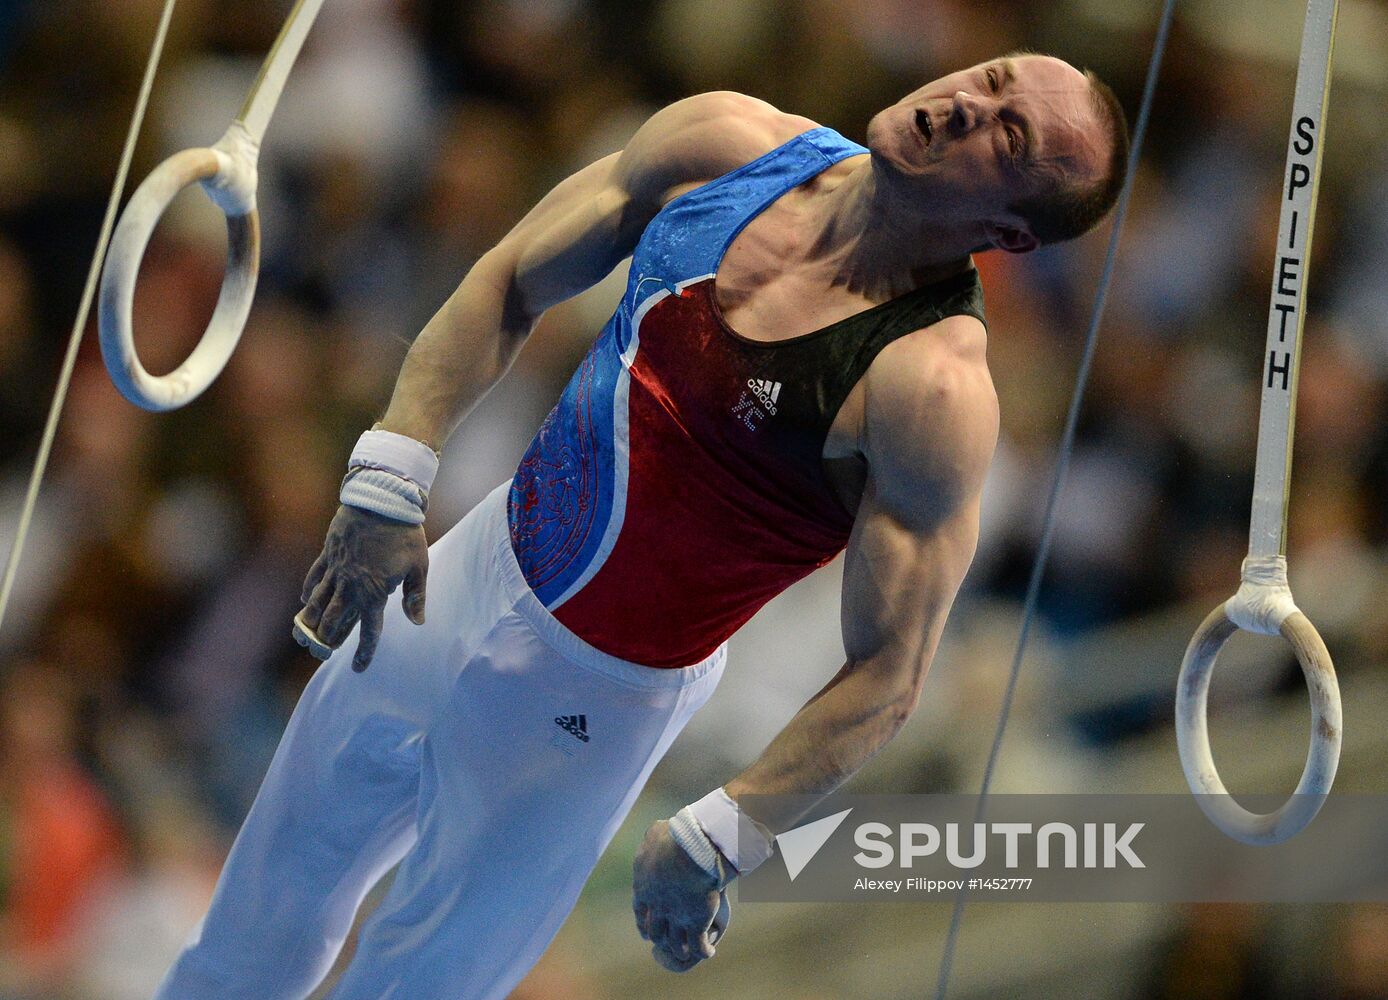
[1009, 71, 1130, 246]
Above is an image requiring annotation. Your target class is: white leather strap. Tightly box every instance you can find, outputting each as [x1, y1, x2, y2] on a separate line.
[349, 428, 440, 492]
[687, 787, 774, 875]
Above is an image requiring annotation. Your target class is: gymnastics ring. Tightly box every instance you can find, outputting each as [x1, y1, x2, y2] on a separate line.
[1172, 0, 1343, 847]
[98, 0, 328, 411]
[1176, 602, 1341, 845]
[99, 130, 261, 412]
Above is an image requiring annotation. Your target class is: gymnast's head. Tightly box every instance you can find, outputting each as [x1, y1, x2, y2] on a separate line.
[865, 53, 1130, 254]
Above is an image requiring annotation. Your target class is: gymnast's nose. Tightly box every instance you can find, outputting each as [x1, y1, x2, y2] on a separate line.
[951, 90, 985, 133]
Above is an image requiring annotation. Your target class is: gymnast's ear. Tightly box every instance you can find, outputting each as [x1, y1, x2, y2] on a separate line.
[985, 220, 1040, 254]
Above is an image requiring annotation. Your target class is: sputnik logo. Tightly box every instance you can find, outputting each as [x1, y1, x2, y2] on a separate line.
[777, 808, 854, 881]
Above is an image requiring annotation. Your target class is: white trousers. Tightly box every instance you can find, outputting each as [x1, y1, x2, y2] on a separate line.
[156, 483, 726, 1000]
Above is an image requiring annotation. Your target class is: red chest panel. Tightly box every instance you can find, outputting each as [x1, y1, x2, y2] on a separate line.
[550, 280, 854, 667]
[506, 127, 986, 667]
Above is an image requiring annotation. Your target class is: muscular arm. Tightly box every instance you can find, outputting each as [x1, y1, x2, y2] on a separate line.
[378, 92, 801, 447]
[726, 318, 998, 832]
[297, 92, 806, 668]
[376, 152, 638, 447]
[631, 320, 997, 970]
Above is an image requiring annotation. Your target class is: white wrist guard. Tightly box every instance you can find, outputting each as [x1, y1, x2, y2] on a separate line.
[339, 429, 440, 525]
[668, 807, 724, 882]
[673, 787, 775, 878]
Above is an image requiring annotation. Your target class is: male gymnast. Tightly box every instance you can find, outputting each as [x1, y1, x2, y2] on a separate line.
[156, 53, 1128, 998]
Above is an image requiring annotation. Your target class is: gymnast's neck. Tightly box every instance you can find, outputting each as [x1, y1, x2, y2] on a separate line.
[797, 154, 981, 301]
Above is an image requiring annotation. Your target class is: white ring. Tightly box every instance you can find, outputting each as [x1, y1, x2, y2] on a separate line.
[98, 140, 260, 412]
[1176, 602, 1342, 844]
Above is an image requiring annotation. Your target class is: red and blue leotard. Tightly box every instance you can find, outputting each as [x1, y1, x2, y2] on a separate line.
[507, 127, 986, 667]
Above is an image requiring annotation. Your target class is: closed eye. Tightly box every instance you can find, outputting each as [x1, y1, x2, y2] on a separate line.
[986, 67, 1000, 93]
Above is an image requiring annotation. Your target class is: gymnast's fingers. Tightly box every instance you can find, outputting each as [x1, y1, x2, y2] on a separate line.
[692, 926, 716, 960]
[291, 608, 333, 660]
[648, 915, 669, 951]
[317, 585, 360, 648]
[403, 558, 428, 626]
[300, 549, 329, 605]
[353, 600, 386, 672]
[650, 941, 701, 974]
[672, 926, 693, 960]
[300, 573, 336, 632]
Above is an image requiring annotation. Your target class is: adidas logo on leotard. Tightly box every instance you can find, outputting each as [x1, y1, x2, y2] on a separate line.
[731, 377, 782, 431]
[749, 378, 781, 409]
[554, 714, 590, 742]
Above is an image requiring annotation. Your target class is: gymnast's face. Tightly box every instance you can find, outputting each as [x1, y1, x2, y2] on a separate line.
[866, 54, 1106, 250]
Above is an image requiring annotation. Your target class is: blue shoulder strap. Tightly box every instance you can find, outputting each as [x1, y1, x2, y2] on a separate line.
[630, 127, 868, 294]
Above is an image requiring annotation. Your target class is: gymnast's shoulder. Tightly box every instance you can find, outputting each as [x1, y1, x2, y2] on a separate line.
[615, 92, 818, 210]
[860, 316, 998, 522]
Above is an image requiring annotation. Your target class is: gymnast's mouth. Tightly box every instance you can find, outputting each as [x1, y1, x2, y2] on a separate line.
[915, 108, 933, 146]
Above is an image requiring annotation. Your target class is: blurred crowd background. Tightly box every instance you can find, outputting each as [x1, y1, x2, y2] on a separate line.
[3, 0, 1388, 997]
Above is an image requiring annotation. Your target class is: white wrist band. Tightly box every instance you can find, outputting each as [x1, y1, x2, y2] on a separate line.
[340, 468, 428, 524]
[339, 428, 440, 525]
[349, 428, 440, 491]
[668, 807, 723, 882]
[686, 787, 774, 875]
